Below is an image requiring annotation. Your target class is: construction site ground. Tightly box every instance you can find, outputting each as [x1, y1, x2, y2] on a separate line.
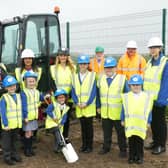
[0, 119, 167, 168]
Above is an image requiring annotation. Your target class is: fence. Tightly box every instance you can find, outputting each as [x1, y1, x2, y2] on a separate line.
[60, 9, 168, 57]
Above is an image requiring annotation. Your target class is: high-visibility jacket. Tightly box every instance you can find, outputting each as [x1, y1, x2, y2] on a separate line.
[144, 56, 167, 100]
[72, 71, 96, 118]
[2, 93, 22, 129]
[98, 74, 126, 120]
[15, 67, 42, 89]
[45, 102, 69, 131]
[121, 91, 153, 140]
[50, 64, 75, 94]
[89, 57, 104, 79]
[23, 88, 40, 120]
[117, 52, 146, 80]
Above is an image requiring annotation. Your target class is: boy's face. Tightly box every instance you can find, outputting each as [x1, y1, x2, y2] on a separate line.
[79, 63, 88, 73]
[6, 84, 16, 94]
[25, 77, 37, 89]
[56, 94, 66, 105]
[104, 67, 116, 77]
[130, 84, 142, 94]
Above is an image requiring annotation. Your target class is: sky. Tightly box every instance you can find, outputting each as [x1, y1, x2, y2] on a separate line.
[0, 0, 168, 23]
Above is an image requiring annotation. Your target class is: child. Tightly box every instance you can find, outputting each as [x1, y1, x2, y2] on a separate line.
[45, 89, 69, 153]
[21, 71, 43, 157]
[0, 75, 22, 165]
[97, 57, 128, 157]
[121, 74, 153, 164]
[71, 55, 97, 153]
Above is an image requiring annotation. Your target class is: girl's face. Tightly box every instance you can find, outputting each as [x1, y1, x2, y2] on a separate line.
[23, 58, 33, 66]
[58, 54, 68, 64]
[25, 77, 37, 89]
[104, 67, 116, 77]
[130, 84, 142, 94]
[149, 47, 161, 57]
[57, 95, 66, 105]
[79, 63, 88, 73]
[6, 84, 16, 94]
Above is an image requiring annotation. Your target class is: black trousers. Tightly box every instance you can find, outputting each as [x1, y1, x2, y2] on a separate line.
[80, 117, 93, 149]
[128, 135, 144, 160]
[102, 119, 127, 152]
[151, 105, 167, 147]
[1, 129, 20, 160]
[63, 102, 73, 139]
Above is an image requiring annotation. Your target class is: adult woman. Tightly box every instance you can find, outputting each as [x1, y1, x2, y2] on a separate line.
[15, 49, 42, 90]
[50, 48, 76, 142]
[144, 37, 168, 154]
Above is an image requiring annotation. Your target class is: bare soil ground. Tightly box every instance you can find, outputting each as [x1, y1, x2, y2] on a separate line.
[0, 120, 167, 168]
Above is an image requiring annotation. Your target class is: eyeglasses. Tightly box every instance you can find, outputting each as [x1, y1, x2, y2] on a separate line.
[131, 84, 140, 86]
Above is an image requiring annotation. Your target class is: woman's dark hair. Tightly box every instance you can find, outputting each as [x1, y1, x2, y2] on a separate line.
[20, 58, 39, 73]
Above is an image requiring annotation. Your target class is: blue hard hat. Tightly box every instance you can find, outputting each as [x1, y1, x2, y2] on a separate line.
[128, 74, 143, 85]
[23, 71, 38, 79]
[54, 89, 67, 97]
[77, 55, 90, 64]
[104, 57, 117, 68]
[2, 75, 18, 87]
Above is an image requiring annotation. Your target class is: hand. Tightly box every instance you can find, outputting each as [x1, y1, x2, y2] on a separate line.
[44, 94, 51, 99]
[80, 103, 87, 109]
[53, 118, 59, 123]
[25, 118, 29, 124]
[4, 126, 10, 131]
[97, 108, 101, 114]
[121, 121, 125, 126]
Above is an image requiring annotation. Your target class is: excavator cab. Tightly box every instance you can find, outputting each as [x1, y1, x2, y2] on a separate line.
[0, 9, 61, 92]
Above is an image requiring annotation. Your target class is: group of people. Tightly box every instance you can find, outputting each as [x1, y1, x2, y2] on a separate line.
[0, 36, 167, 166]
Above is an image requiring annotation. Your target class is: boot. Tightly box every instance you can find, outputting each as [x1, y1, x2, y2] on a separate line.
[24, 137, 32, 157]
[29, 137, 35, 156]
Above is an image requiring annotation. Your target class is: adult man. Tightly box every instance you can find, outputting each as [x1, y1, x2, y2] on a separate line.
[117, 40, 146, 80]
[89, 46, 105, 78]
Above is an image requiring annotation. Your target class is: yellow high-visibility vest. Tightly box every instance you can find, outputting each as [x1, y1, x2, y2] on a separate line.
[50, 64, 75, 94]
[72, 71, 96, 118]
[98, 74, 126, 120]
[2, 93, 22, 129]
[144, 56, 167, 100]
[23, 88, 40, 120]
[45, 102, 69, 132]
[15, 67, 42, 89]
[121, 92, 153, 140]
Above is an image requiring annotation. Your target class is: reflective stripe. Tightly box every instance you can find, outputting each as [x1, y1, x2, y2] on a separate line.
[126, 126, 146, 134]
[101, 103, 121, 108]
[125, 114, 146, 120]
[143, 78, 160, 84]
[100, 94, 121, 98]
[57, 84, 71, 88]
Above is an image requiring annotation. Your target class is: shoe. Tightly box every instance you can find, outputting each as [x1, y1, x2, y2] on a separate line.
[152, 146, 166, 155]
[79, 147, 87, 152]
[119, 151, 127, 158]
[128, 158, 134, 164]
[83, 148, 92, 153]
[24, 150, 32, 157]
[136, 158, 143, 164]
[65, 138, 70, 144]
[98, 148, 110, 155]
[144, 142, 155, 150]
[30, 149, 36, 156]
[4, 159, 15, 165]
[11, 156, 22, 162]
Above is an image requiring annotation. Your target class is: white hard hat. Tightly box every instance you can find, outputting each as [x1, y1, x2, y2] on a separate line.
[126, 40, 137, 49]
[147, 37, 163, 48]
[21, 49, 35, 59]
